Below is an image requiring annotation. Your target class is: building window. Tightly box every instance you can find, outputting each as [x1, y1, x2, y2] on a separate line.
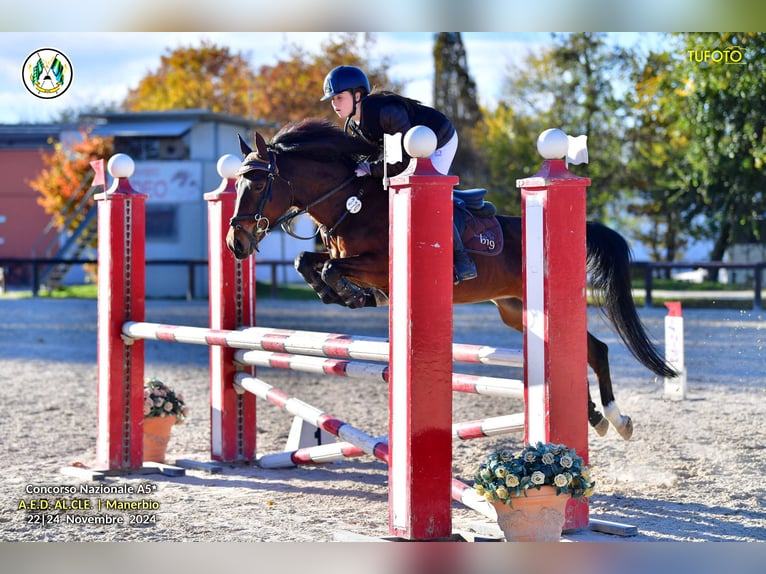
[114, 136, 189, 160]
[146, 204, 178, 241]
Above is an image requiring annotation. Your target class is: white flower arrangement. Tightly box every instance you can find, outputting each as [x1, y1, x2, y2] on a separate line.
[143, 378, 189, 424]
[473, 442, 594, 508]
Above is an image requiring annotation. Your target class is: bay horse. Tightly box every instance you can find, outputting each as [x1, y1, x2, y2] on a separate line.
[227, 118, 677, 440]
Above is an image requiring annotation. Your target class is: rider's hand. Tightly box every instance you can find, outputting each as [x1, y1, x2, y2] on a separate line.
[355, 161, 371, 177]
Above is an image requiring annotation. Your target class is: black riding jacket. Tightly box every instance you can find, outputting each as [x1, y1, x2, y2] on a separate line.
[346, 93, 456, 178]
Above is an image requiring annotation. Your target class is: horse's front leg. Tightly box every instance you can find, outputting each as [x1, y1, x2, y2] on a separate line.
[294, 251, 345, 306]
[320, 257, 385, 309]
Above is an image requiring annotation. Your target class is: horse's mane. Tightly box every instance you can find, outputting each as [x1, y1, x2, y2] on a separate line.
[269, 118, 378, 163]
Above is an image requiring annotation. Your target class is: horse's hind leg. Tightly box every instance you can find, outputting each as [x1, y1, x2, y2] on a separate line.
[492, 297, 612, 438]
[588, 332, 633, 440]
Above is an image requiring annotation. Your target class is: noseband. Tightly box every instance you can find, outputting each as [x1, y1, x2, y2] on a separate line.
[229, 149, 359, 248]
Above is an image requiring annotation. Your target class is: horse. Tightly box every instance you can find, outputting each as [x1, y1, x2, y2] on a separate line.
[227, 117, 677, 440]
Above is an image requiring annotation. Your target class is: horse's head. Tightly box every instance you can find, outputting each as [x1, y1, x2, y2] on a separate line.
[226, 131, 293, 259]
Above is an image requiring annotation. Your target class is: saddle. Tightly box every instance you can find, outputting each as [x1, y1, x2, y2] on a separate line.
[453, 188, 503, 256]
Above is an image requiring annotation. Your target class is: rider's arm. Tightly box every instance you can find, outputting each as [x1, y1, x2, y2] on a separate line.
[368, 103, 412, 179]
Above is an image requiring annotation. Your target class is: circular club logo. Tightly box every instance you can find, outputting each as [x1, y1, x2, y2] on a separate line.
[22, 48, 73, 99]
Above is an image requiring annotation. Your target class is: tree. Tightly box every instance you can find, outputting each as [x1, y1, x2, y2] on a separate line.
[123, 39, 254, 116]
[122, 34, 399, 137]
[247, 33, 400, 134]
[432, 32, 483, 183]
[28, 131, 114, 233]
[624, 48, 695, 263]
[495, 33, 637, 221]
[672, 32, 766, 263]
[470, 103, 539, 215]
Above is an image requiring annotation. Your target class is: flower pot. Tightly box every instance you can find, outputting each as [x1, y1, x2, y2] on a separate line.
[492, 486, 569, 542]
[143, 416, 176, 463]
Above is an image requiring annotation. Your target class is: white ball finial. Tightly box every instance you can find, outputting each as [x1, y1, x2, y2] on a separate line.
[537, 128, 568, 160]
[217, 154, 241, 179]
[107, 153, 135, 178]
[403, 125, 437, 158]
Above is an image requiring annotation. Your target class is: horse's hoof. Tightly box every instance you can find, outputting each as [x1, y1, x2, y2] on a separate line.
[615, 416, 633, 440]
[593, 418, 609, 436]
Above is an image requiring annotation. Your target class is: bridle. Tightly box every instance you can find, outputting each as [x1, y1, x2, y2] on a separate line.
[229, 149, 360, 249]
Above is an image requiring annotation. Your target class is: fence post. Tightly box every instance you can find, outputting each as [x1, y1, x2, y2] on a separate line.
[204, 155, 257, 462]
[95, 154, 147, 470]
[387, 127, 458, 539]
[517, 129, 590, 531]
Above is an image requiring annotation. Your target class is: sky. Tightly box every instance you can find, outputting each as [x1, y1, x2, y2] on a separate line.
[0, 32, 658, 125]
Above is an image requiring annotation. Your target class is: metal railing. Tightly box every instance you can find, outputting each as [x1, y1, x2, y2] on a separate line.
[2, 257, 764, 309]
[633, 261, 765, 310]
[0, 258, 297, 300]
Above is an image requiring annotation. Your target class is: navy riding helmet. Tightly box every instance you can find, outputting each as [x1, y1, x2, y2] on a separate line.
[320, 66, 370, 101]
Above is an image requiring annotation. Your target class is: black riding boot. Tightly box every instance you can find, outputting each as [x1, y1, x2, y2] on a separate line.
[453, 224, 477, 284]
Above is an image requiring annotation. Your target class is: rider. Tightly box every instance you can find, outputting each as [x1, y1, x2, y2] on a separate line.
[320, 64, 477, 284]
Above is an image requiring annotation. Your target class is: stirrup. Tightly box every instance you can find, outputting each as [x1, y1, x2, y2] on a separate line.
[453, 262, 478, 284]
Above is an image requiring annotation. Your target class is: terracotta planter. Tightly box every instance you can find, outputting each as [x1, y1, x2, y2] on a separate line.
[492, 486, 569, 542]
[143, 416, 176, 463]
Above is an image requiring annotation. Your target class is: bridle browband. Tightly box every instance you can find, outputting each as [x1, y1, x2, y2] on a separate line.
[229, 149, 358, 248]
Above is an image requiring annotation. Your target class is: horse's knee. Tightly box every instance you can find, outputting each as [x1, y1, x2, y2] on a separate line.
[294, 251, 315, 274]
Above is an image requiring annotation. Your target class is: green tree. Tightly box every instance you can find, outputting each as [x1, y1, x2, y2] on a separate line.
[494, 33, 637, 221]
[432, 32, 483, 183]
[625, 47, 695, 263]
[471, 103, 539, 215]
[672, 32, 766, 263]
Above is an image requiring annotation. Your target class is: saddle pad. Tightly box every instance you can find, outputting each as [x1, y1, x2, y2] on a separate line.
[462, 214, 503, 256]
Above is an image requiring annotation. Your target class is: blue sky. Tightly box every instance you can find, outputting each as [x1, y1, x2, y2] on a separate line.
[0, 32, 659, 125]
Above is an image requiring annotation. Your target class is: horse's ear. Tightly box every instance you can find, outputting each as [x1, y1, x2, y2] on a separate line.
[255, 131, 269, 159]
[238, 133, 253, 157]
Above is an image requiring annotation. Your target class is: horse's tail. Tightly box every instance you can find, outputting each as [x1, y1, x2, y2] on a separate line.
[586, 222, 678, 378]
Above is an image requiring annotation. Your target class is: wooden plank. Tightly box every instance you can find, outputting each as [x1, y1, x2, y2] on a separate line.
[589, 518, 639, 537]
[60, 465, 106, 481]
[174, 459, 224, 474]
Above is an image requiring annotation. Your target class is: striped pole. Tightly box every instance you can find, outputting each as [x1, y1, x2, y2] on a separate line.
[388, 128, 458, 539]
[234, 373, 389, 463]
[204, 155, 257, 462]
[95, 154, 147, 470]
[121, 321, 523, 368]
[232, 348, 523, 398]
[256, 413, 524, 468]
[517, 129, 590, 530]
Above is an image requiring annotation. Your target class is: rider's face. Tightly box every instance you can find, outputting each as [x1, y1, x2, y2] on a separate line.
[330, 91, 356, 119]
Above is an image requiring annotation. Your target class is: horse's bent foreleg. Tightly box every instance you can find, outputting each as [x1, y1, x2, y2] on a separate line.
[320, 260, 372, 309]
[294, 252, 345, 306]
[588, 333, 633, 440]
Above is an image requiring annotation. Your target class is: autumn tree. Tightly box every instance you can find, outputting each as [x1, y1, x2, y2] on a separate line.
[123, 39, 255, 116]
[247, 33, 399, 134]
[121, 34, 398, 137]
[28, 131, 114, 236]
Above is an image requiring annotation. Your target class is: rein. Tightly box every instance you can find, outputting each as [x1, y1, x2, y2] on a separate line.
[229, 150, 359, 246]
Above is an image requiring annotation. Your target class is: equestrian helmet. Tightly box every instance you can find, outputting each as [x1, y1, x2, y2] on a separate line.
[320, 66, 370, 101]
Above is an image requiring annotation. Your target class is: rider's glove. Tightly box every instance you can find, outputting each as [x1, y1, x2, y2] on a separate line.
[355, 161, 371, 177]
